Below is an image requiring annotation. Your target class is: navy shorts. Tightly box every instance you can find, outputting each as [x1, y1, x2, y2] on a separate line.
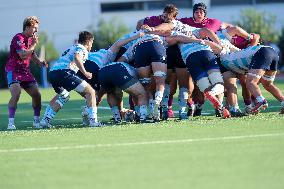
[49, 69, 83, 94]
[166, 44, 185, 69]
[250, 47, 279, 71]
[98, 63, 138, 91]
[77, 59, 100, 91]
[186, 50, 219, 81]
[134, 40, 166, 68]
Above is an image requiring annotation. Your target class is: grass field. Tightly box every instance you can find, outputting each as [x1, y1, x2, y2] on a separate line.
[1, 82, 284, 189]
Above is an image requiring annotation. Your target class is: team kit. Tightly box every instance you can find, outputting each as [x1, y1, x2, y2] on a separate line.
[5, 3, 284, 130]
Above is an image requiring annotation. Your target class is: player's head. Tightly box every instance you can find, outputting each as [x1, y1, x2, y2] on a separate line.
[23, 16, 39, 36]
[161, 4, 179, 23]
[193, 3, 207, 22]
[78, 31, 94, 51]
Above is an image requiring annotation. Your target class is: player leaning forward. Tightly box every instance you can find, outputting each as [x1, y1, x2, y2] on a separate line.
[40, 31, 100, 127]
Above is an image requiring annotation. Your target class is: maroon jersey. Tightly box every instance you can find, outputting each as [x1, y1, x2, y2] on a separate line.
[143, 15, 164, 27]
[5, 33, 36, 85]
[6, 33, 33, 73]
[179, 17, 222, 33]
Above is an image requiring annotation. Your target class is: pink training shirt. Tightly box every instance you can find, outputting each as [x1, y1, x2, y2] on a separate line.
[6, 33, 33, 73]
[179, 17, 222, 33]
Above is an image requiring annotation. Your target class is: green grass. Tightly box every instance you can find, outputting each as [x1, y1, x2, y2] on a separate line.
[0, 82, 284, 189]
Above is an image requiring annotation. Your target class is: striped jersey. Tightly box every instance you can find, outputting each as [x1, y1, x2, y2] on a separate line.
[50, 44, 88, 73]
[220, 45, 268, 74]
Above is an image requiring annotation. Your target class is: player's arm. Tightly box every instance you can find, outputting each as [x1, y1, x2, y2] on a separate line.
[198, 28, 221, 45]
[222, 26, 260, 46]
[220, 22, 234, 30]
[31, 52, 48, 67]
[165, 35, 205, 46]
[141, 22, 174, 34]
[74, 53, 92, 79]
[17, 35, 38, 60]
[109, 32, 144, 53]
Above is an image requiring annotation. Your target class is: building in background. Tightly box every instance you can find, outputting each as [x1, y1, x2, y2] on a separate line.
[0, 0, 283, 52]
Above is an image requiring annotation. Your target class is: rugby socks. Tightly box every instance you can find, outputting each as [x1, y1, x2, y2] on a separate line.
[8, 107, 16, 125]
[168, 95, 173, 107]
[244, 99, 252, 106]
[87, 106, 98, 122]
[33, 106, 41, 122]
[154, 91, 164, 105]
[111, 106, 121, 121]
[161, 84, 170, 108]
[281, 101, 284, 108]
[148, 99, 155, 114]
[210, 84, 224, 96]
[134, 106, 140, 116]
[139, 105, 148, 120]
[178, 87, 188, 113]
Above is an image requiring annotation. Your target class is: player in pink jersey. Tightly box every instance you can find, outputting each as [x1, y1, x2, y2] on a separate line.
[5, 16, 47, 130]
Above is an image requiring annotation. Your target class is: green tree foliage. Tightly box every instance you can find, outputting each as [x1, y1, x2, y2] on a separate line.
[233, 8, 279, 43]
[91, 18, 130, 50]
[35, 32, 59, 62]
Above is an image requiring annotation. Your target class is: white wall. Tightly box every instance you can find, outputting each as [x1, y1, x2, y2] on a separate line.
[0, 1, 283, 53]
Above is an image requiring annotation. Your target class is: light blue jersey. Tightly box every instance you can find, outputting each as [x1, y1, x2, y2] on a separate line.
[179, 42, 212, 63]
[218, 31, 267, 74]
[88, 49, 117, 68]
[120, 31, 140, 49]
[50, 44, 88, 73]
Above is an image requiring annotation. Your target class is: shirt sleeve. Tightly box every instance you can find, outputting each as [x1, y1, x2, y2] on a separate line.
[122, 47, 134, 62]
[14, 35, 26, 53]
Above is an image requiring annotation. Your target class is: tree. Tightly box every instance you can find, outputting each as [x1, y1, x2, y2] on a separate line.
[91, 18, 130, 50]
[233, 8, 279, 43]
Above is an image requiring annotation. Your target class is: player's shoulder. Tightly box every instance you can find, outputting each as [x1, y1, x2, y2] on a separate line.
[178, 17, 194, 24]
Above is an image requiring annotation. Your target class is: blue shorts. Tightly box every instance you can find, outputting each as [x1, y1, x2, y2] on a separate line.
[77, 59, 100, 91]
[166, 44, 185, 69]
[250, 47, 279, 71]
[98, 63, 138, 91]
[134, 40, 166, 68]
[49, 69, 84, 94]
[186, 50, 219, 81]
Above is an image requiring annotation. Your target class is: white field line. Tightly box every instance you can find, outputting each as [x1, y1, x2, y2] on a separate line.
[1, 132, 283, 153]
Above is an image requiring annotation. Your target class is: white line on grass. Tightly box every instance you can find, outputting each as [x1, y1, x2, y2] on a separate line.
[1, 132, 283, 153]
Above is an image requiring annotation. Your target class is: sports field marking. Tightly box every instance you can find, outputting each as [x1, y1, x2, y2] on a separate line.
[1, 132, 283, 153]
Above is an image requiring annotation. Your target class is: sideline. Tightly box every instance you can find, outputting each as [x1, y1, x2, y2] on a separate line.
[1, 132, 283, 153]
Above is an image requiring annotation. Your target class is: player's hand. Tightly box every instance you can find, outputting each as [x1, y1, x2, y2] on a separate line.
[84, 71, 92, 79]
[31, 34, 39, 46]
[140, 24, 153, 32]
[137, 31, 145, 38]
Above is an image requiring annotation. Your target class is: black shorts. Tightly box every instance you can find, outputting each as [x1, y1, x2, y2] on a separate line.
[166, 44, 185, 69]
[77, 59, 100, 91]
[49, 69, 83, 94]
